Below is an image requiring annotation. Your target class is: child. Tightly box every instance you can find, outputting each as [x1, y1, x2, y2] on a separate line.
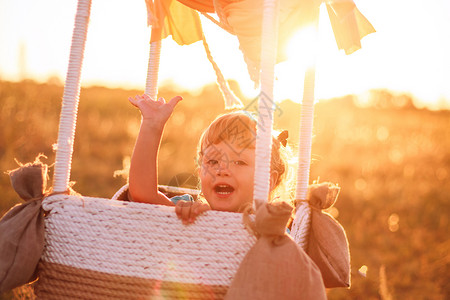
[128, 94, 292, 224]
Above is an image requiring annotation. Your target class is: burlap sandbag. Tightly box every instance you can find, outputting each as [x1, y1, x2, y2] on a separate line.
[225, 201, 326, 300]
[0, 159, 47, 292]
[306, 182, 350, 288]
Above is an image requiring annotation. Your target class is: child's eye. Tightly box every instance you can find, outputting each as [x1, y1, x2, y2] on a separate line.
[207, 159, 219, 165]
[233, 160, 247, 166]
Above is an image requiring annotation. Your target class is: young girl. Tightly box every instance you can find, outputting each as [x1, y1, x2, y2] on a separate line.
[128, 94, 292, 224]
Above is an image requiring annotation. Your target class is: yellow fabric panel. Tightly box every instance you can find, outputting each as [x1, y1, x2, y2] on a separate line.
[176, 0, 215, 13]
[149, 0, 203, 45]
[326, 2, 376, 54]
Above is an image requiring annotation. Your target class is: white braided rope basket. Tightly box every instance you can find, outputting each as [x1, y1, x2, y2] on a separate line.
[36, 195, 256, 298]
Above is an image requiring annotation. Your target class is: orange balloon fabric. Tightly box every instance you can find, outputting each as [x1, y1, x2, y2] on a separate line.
[146, 0, 375, 82]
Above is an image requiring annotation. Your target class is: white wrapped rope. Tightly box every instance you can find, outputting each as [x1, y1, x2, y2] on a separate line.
[291, 64, 317, 249]
[38, 195, 256, 298]
[144, 40, 161, 99]
[253, 0, 279, 209]
[295, 67, 316, 201]
[290, 201, 312, 250]
[52, 0, 91, 193]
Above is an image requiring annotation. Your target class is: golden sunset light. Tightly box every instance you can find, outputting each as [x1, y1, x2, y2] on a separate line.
[1, 1, 449, 299]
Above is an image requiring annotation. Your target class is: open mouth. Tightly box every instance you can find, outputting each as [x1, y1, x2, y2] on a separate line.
[214, 184, 235, 196]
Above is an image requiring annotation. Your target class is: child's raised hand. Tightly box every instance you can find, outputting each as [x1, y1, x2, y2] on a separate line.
[175, 200, 211, 225]
[128, 94, 182, 129]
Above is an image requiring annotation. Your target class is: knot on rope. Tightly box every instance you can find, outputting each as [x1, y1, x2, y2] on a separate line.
[254, 201, 293, 239]
[306, 181, 341, 210]
[8, 155, 49, 202]
[242, 201, 293, 241]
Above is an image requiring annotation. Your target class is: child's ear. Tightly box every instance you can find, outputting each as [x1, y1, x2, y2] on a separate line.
[269, 170, 279, 191]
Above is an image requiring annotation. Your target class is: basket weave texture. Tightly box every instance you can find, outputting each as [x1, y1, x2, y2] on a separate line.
[35, 195, 256, 299]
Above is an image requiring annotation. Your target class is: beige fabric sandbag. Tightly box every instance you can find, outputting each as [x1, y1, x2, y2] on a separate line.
[225, 201, 326, 300]
[0, 158, 47, 292]
[305, 182, 351, 288]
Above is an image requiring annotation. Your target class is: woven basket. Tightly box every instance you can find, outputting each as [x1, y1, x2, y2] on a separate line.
[35, 195, 256, 299]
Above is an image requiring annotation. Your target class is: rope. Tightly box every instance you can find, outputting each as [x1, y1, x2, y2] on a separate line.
[290, 201, 311, 250]
[253, 0, 280, 210]
[201, 34, 243, 109]
[52, 0, 91, 193]
[290, 19, 319, 249]
[145, 40, 161, 99]
[295, 67, 316, 202]
[200, 12, 234, 35]
[36, 261, 228, 299]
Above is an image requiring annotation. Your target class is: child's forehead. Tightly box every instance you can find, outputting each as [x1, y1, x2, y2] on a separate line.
[211, 128, 256, 150]
[202, 140, 255, 158]
[212, 115, 256, 139]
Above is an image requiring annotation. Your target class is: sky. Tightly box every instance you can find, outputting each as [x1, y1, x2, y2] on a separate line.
[1, 0, 450, 110]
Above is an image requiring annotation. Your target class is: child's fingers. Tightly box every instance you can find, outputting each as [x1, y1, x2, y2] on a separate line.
[142, 94, 153, 101]
[175, 201, 184, 218]
[130, 94, 181, 112]
[192, 202, 210, 216]
[175, 201, 192, 224]
[128, 97, 137, 107]
[181, 203, 192, 224]
[174, 200, 209, 225]
[167, 96, 183, 109]
[128, 95, 145, 106]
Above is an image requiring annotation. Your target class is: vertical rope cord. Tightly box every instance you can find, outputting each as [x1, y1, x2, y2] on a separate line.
[145, 40, 161, 100]
[290, 21, 319, 248]
[52, 0, 91, 193]
[253, 0, 279, 210]
[201, 34, 243, 109]
[295, 67, 316, 201]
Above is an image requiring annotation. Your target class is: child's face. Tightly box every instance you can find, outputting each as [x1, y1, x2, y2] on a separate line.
[199, 141, 255, 212]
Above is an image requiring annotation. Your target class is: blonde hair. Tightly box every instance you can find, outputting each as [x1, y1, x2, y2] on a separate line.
[197, 111, 294, 203]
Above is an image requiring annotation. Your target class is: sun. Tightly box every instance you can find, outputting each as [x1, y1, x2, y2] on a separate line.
[274, 4, 364, 103]
[274, 25, 319, 102]
[286, 25, 319, 70]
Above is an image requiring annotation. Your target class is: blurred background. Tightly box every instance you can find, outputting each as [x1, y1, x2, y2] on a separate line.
[1, 0, 449, 299]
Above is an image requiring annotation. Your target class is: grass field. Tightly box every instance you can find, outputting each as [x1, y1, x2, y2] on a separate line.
[1, 80, 449, 299]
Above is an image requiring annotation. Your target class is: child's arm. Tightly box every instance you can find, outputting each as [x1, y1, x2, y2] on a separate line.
[128, 94, 182, 205]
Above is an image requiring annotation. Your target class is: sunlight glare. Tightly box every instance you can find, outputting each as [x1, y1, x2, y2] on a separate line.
[286, 26, 319, 70]
[274, 26, 318, 102]
[358, 265, 368, 277]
